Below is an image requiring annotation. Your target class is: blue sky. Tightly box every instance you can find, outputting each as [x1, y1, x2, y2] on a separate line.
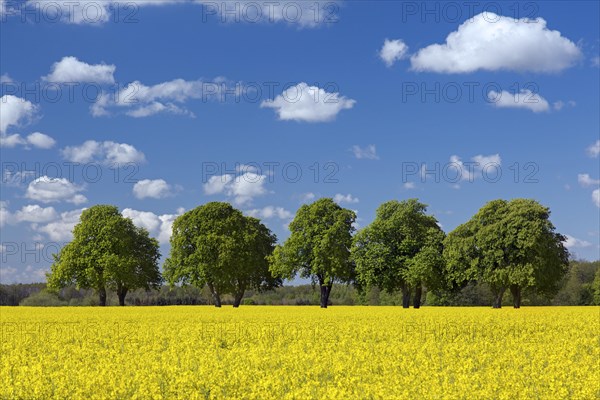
[1, 0, 599, 283]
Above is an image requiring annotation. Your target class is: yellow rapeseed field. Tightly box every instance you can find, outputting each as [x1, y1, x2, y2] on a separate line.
[1, 306, 598, 399]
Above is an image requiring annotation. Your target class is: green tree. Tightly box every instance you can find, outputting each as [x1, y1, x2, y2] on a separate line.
[164, 202, 280, 307]
[352, 199, 445, 308]
[47, 205, 162, 306]
[592, 268, 600, 305]
[270, 198, 356, 308]
[444, 199, 569, 308]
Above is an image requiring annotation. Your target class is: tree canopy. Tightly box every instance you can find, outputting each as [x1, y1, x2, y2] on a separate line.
[443, 199, 569, 308]
[270, 198, 356, 308]
[352, 199, 445, 308]
[47, 205, 162, 306]
[164, 202, 280, 307]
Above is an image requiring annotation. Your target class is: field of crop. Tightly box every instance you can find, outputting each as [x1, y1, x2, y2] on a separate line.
[1, 306, 598, 399]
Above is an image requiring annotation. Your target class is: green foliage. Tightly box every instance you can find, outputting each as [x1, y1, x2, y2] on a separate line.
[164, 202, 280, 306]
[593, 268, 600, 305]
[271, 198, 356, 284]
[47, 205, 162, 305]
[553, 260, 600, 305]
[351, 199, 445, 295]
[19, 290, 68, 306]
[443, 199, 570, 307]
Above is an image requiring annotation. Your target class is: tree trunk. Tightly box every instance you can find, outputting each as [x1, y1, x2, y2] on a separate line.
[233, 291, 244, 308]
[492, 287, 505, 309]
[207, 283, 221, 308]
[98, 286, 107, 307]
[401, 285, 411, 308]
[320, 284, 332, 308]
[510, 285, 521, 309]
[413, 285, 422, 309]
[117, 286, 128, 306]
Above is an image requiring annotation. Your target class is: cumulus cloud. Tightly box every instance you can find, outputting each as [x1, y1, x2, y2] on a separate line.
[22, 0, 182, 25]
[14, 205, 58, 223]
[32, 208, 85, 241]
[91, 78, 232, 117]
[26, 132, 56, 149]
[0, 95, 38, 134]
[133, 179, 175, 199]
[421, 154, 502, 186]
[0, 73, 13, 83]
[563, 235, 592, 249]
[333, 193, 359, 204]
[0, 96, 56, 149]
[43, 56, 116, 84]
[352, 144, 379, 160]
[403, 182, 416, 190]
[299, 192, 316, 203]
[0, 265, 49, 284]
[203, 172, 267, 205]
[487, 89, 550, 113]
[410, 13, 581, 73]
[593, 189, 600, 208]
[0, 201, 13, 227]
[379, 39, 408, 67]
[246, 206, 293, 220]
[1, 132, 57, 149]
[587, 140, 600, 158]
[61, 140, 146, 165]
[19, 1, 338, 27]
[261, 83, 356, 122]
[25, 177, 87, 205]
[578, 174, 600, 188]
[122, 207, 184, 245]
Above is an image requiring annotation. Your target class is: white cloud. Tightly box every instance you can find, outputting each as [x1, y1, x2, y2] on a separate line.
[0, 201, 12, 227]
[379, 39, 408, 67]
[0, 134, 27, 148]
[432, 154, 502, 184]
[352, 144, 379, 160]
[203, 173, 267, 205]
[246, 206, 293, 220]
[404, 182, 416, 189]
[26, 132, 56, 149]
[593, 189, 600, 208]
[122, 208, 184, 245]
[592, 56, 600, 68]
[261, 83, 355, 123]
[33, 208, 85, 241]
[19, 1, 337, 27]
[563, 235, 592, 249]
[133, 179, 174, 199]
[14, 205, 58, 223]
[299, 192, 316, 203]
[25, 177, 87, 205]
[195, 0, 340, 27]
[0, 95, 38, 134]
[487, 89, 550, 113]
[92, 78, 227, 117]
[333, 193, 359, 204]
[0, 265, 49, 284]
[204, 175, 234, 195]
[0, 132, 57, 150]
[23, 0, 180, 25]
[578, 174, 600, 188]
[587, 140, 600, 158]
[410, 13, 581, 73]
[61, 140, 146, 164]
[43, 56, 116, 84]
[0, 73, 13, 83]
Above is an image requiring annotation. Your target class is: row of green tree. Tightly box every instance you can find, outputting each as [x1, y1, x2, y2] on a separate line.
[6, 258, 600, 306]
[47, 198, 575, 309]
